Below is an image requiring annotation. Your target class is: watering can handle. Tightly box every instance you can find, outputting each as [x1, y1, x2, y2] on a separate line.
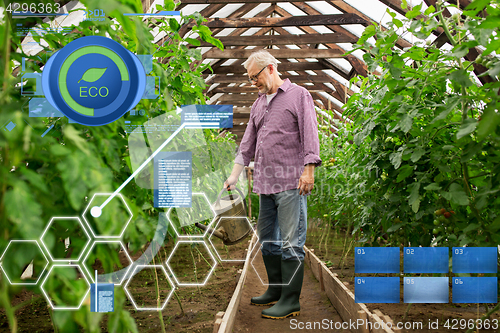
[216, 186, 248, 215]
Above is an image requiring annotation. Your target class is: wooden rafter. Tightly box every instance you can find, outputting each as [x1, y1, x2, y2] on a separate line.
[188, 13, 366, 29]
[271, 27, 355, 97]
[275, 5, 370, 77]
[204, 48, 345, 59]
[211, 62, 332, 74]
[183, 0, 328, 3]
[197, 33, 357, 47]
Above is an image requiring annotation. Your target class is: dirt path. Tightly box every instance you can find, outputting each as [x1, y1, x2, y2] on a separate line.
[233, 249, 352, 332]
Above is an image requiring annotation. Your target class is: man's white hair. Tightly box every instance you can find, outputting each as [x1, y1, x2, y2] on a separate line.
[242, 49, 279, 70]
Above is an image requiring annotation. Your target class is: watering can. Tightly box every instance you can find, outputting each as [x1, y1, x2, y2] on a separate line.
[195, 186, 252, 245]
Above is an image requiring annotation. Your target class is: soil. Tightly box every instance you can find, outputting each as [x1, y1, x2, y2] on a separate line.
[305, 222, 500, 333]
[0, 238, 249, 333]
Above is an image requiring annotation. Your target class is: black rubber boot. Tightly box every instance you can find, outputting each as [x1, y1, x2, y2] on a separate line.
[261, 260, 303, 319]
[250, 255, 282, 306]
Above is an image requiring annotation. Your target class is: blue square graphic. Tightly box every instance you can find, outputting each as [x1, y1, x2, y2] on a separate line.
[5, 121, 16, 132]
[452, 247, 497, 273]
[404, 247, 449, 273]
[452, 277, 497, 303]
[355, 247, 400, 273]
[404, 277, 449, 303]
[355, 277, 400, 303]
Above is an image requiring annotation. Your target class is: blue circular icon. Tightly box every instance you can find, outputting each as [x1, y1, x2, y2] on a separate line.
[41, 36, 146, 126]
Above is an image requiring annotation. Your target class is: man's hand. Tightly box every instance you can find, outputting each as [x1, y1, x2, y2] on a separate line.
[223, 175, 238, 191]
[298, 164, 315, 195]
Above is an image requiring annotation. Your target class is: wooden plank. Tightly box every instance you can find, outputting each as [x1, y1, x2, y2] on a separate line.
[198, 33, 357, 47]
[317, 260, 324, 291]
[210, 3, 264, 36]
[309, 253, 321, 281]
[204, 48, 345, 60]
[213, 312, 224, 333]
[346, 54, 368, 77]
[216, 94, 258, 103]
[211, 74, 341, 84]
[212, 62, 330, 74]
[190, 14, 366, 29]
[304, 246, 396, 333]
[218, 235, 257, 333]
[183, 0, 328, 4]
[358, 311, 370, 333]
[369, 312, 395, 333]
[207, 83, 331, 94]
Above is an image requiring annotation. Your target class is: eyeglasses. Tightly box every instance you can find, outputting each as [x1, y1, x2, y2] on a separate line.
[248, 65, 269, 84]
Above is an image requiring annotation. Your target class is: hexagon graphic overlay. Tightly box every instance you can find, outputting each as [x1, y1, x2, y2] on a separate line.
[40, 264, 90, 310]
[82, 193, 133, 238]
[124, 265, 176, 311]
[166, 240, 217, 286]
[82, 240, 133, 286]
[0, 240, 49, 285]
[40, 217, 92, 262]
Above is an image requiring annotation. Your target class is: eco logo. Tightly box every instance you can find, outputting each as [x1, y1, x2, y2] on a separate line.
[42, 36, 146, 126]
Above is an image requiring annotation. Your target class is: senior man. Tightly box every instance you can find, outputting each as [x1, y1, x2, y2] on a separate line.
[223, 50, 321, 319]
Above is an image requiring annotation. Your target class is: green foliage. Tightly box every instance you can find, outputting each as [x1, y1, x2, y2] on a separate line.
[0, 0, 228, 331]
[310, 0, 500, 250]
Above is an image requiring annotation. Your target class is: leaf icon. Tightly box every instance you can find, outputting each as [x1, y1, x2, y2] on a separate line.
[78, 68, 107, 83]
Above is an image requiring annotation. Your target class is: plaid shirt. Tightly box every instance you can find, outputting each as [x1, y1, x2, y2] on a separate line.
[235, 79, 321, 194]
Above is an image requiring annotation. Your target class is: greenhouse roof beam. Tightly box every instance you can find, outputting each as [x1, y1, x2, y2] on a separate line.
[208, 73, 345, 84]
[188, 13, 366, 29]
[292, 1, 412, 49]
[197, 33, 357, 47]
[203, 48, 345, 59]
[181, 0, 324, 3]
[210, 62, 332, 74]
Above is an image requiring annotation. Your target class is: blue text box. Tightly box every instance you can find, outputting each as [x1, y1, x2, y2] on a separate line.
[181, 105, 233, 128]
[452, 247, 497, 273]
[90, 283, 114, 312]
[355, 247, 400, 273]
[452, 277, 498, 303]
[404, 247, 449, 273]
[154, 151, 192, 208]
[404, 277, 449, 303]
[355, 277, 400, 303]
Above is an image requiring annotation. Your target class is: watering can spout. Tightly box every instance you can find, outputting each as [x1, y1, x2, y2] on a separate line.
[195, 222, 225, 240]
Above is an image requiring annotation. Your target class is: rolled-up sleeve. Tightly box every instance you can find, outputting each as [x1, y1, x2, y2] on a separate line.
[234, 112, 257, 166]
[298, 90, 322, 167]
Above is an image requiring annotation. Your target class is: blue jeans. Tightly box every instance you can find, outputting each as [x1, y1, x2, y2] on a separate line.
[257, 189, 307, 261]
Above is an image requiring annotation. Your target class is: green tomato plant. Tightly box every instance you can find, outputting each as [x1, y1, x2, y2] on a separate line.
[310, 0, 500, 251]
[0, 0, 228, 332]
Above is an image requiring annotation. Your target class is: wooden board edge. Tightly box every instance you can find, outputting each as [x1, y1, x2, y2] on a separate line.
[218, 234, 257, 333]
[304, 247, 397, 333]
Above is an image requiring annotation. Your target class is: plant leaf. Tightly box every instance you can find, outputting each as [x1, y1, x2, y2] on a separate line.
[457, 118, 478, 140]
[78, 68, 107, 83]
[408, 182, 421, 213]
[442, 183, 470, 205]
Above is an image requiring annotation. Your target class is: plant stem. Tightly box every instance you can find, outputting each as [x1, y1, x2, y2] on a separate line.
[0, 278, 17, 333]
[403, 303, 412, 321]
[437, 5, 457, 47]
[189, 246, 201, 293]
[152, 256, 167, 333]
[2, 15, 12, 94]
[172, 291, 184, 316]
[465, 302, 500, 333]
[194, 245, 217, 276]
